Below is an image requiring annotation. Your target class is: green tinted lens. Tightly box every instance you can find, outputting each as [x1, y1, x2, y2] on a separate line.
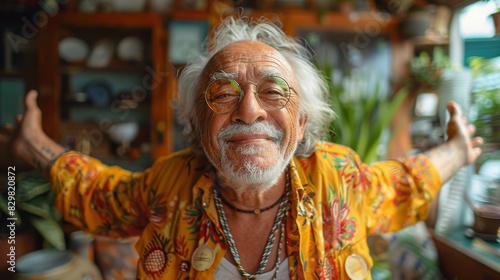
[256, 76, 291, 110]
[205, 79, 241, 113]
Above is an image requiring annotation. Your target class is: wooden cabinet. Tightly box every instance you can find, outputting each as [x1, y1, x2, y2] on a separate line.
[38, 12, 172, 170]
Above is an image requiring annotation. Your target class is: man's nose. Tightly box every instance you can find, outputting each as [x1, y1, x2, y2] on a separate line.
[230, 84, 267, 123]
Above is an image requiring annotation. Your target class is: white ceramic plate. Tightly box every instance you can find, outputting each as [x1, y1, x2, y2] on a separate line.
[87, 39, 114, 68]
[58, 37, 89, 63]
[117, 36, 144, 62]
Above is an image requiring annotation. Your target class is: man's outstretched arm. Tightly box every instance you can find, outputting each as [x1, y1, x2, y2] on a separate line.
[0, 90, 65, 177]
[423, 101, 483, 183]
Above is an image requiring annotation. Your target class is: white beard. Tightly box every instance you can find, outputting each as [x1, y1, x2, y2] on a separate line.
[214, 122, 296, 192]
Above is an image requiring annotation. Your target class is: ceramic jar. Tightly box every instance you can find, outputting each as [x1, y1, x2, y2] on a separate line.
[16, 249, 102, 280]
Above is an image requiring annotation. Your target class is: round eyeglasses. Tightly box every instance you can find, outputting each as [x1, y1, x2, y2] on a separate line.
[204, 76, 294, 114]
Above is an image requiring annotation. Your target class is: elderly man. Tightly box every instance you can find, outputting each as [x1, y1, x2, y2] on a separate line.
[2, 17, 482, 279]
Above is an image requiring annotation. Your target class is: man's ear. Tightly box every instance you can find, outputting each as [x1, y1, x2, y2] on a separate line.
[297, 114, 308, 142]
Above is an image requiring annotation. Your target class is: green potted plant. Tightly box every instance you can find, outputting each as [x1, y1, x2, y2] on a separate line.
[399, 6, 433, 39]
[0, 171, 65, 250]
[408, 46, 450, 93]
[318, 62, 408, 163]
[468, 56, 500, 170]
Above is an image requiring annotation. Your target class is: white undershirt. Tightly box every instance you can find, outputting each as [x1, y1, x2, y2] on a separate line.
[214, 257, 290, 280]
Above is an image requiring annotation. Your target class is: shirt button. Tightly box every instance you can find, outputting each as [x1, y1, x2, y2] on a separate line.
[180, 261, 190, 272]
[202, 201, 208, 208]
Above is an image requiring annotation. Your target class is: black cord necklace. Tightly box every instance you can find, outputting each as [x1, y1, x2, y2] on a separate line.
[218, 186, 288, 215]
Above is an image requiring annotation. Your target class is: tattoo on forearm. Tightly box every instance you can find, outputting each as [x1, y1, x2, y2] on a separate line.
[425, 146, 451, 159]
[42, 146, 56, 159]
[436, 146, 451, 156]
[32, 146, 62, 177]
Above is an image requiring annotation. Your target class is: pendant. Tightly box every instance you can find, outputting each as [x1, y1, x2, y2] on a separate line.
[191, 244, 214, 272]
[345, 254, 368, 280]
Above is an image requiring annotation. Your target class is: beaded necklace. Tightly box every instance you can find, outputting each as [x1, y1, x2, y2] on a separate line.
[219, 186, 287, 214]
[213, 173, 290, 279]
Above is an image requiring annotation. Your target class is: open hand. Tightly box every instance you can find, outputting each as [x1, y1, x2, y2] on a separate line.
[445, 101, 483, 165]
[0, 90, 45, 160]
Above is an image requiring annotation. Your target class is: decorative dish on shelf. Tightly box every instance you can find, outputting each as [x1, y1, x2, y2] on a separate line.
[87, 39, 114, 68]
[59, 37, 89, 63]
[117, 36, 144, 63]
[83, 81, 113, 107]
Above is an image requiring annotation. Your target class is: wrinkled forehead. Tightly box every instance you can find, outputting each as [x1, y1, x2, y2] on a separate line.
[202, 41, 295, 84]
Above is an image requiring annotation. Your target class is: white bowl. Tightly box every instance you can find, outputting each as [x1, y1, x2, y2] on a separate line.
[87, 39, 114, 68]
[59, 37, 89, 63]
[117, 36, 144, 62]
[108, 122, 139, 144]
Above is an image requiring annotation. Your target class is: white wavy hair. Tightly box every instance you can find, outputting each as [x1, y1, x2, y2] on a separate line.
[174, 16, 335, 157]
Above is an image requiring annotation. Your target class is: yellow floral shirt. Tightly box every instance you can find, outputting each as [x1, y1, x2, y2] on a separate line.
[50, 141, 441, 279]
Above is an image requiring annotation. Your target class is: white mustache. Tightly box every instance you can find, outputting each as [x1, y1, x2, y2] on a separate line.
[218, 122, 284, 143]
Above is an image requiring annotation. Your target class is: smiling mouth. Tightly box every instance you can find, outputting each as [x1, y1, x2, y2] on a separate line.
[217, 122, 284, 147]
[228, 134, 273, 143]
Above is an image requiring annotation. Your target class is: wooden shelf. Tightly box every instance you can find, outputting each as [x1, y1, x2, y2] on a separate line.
[283, 10, 401, 36]
[413, 35, 449, 46]
[0, 71, 24, 78]
[52, 12, 163, 27]
[59, 63, 149, 74]
[62, 101, 150, 108]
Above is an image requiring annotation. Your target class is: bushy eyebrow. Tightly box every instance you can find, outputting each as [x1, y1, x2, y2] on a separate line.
[209, 71, 237, 82]
[261, 70, 282, 77]
[209, 70, 285, 83]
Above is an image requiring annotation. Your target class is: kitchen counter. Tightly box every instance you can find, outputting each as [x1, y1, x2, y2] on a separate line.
[431, 227, 500, 279]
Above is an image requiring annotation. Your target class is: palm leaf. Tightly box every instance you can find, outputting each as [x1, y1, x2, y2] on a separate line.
[318, 61, 409, 163]
[30, 216, 66, 250]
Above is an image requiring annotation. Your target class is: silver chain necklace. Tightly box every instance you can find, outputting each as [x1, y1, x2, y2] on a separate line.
[213, 173, 290, 279]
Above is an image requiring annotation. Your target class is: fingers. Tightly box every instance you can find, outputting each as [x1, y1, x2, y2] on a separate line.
[471, 144, 483, 161]
[25, 90, 39, 110]
[0, 123, 14, 144]
[447, 101, 462, 118]
[16, 114, 23, 124]
[467, 123, 476, 135]
[448, 102, 475, 133]
[3, 123, 15, 132]
[471, 136, 483, 147]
